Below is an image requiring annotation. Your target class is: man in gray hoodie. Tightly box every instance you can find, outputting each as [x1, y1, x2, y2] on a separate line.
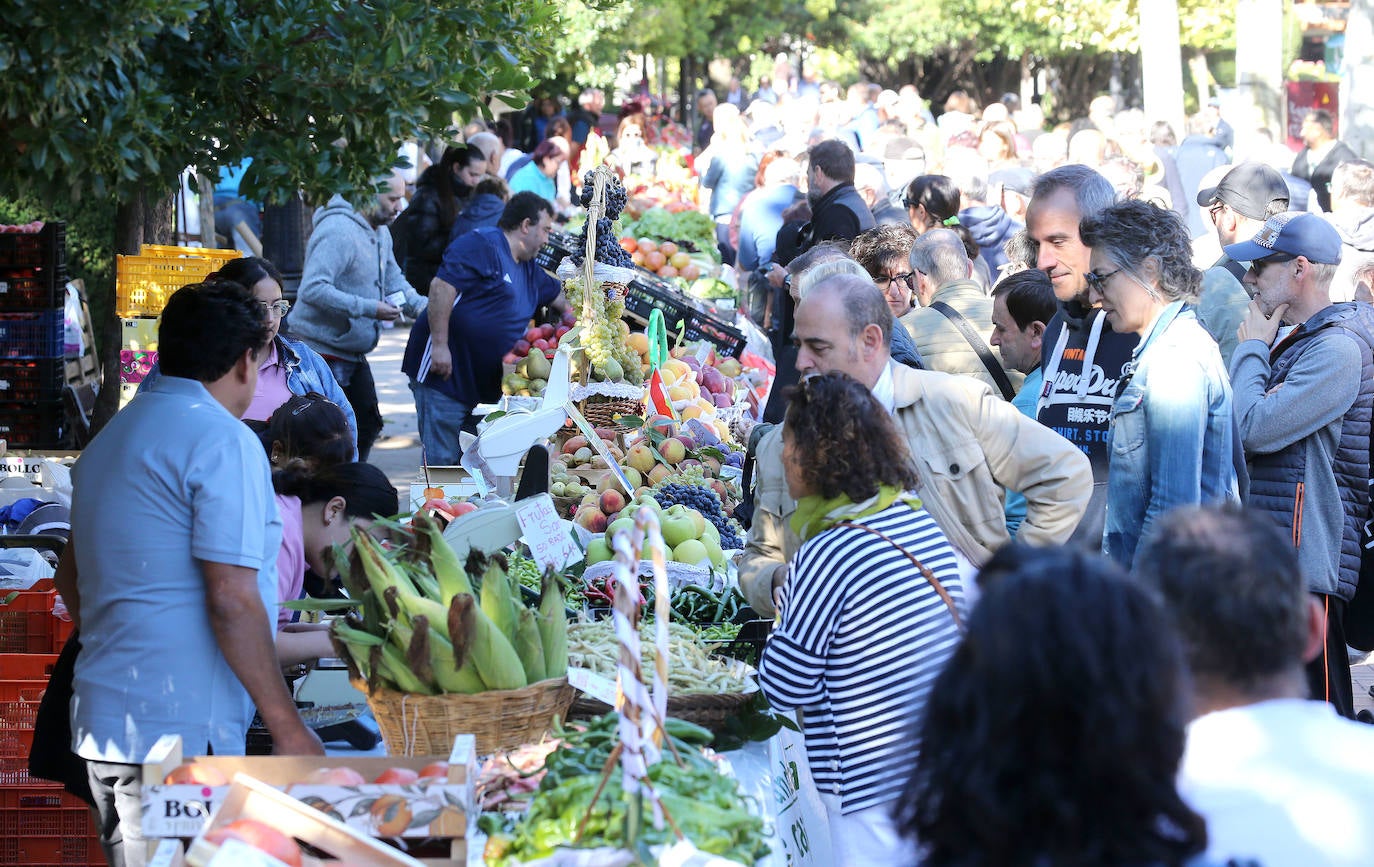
[290, 172, 426, 459]
[1325, 159, 1374, 302]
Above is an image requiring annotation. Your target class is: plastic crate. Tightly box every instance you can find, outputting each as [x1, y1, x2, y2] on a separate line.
[0, 358, 65, 401]
[0, 652, 57, 789]
[0, 590, 73, 655]
[138, 243, 240, 262]
[0, 268, 67, 312]
[625, 275, 746, 358]
[0, 223, 65, 273]
[535, 230, 578, 273]
[115, 253, 227, 317]
[0, 400, 66, 450]
[0, 787, 103, 866]
[0, 311, 65, 359]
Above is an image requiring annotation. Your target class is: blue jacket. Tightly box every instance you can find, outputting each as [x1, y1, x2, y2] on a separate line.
[1103, 303, 1241, 568]
[451, 193, 505, 239]
[1235, 302, 1374, 599]
[139, 335, 359, 454]
[958, 205, 1021, 275]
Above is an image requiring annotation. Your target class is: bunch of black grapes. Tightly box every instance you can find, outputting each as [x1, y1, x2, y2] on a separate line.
[654, 483, 744, 549]
[569, 172, 633, 268]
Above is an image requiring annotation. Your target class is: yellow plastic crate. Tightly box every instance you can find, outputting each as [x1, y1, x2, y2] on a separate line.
[139, 244, 241, 261]
[116, 254, 233, 317]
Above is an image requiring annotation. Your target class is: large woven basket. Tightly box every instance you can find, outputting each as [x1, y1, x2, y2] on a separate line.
[569, 689, 755, 733]
[359, 677, 576, 756]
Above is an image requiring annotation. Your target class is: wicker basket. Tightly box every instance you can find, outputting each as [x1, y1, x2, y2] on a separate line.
[569, 689, 755, 733]
[580, 395, 644, 432]
[359, 677, 576, 756]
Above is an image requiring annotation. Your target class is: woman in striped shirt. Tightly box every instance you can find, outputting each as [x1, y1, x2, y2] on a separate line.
[758, 371, 965, 865]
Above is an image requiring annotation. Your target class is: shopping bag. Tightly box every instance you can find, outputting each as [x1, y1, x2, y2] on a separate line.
[767, 715, 833, 866]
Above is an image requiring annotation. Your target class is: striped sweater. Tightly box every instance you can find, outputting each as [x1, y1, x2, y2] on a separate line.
[758, 500, 964, 813]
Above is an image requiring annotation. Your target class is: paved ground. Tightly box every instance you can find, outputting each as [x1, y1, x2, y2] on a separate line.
[358, 319, 425, 497]
[1353, 655, 1374, 717]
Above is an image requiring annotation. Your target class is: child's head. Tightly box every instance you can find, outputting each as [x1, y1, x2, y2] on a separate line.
[274, 461, 399, 575]
[265, 392, 352, 472]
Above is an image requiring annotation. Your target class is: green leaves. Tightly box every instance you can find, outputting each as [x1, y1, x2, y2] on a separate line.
[0, 0, 558, 206]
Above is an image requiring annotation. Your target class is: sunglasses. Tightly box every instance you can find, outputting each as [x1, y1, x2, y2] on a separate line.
[1083, 268, 1121, 292]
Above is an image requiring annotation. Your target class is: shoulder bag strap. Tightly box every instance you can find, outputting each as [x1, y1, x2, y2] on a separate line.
[929, 300, 1017, 401]
[834, 520, 963, 630]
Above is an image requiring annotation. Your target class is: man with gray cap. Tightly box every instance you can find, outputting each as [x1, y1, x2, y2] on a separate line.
[1196, 162, 1290, 364]
[1227, 211, 1374, 717]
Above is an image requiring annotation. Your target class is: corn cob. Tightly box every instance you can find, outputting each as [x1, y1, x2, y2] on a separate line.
[478, 554, 519, 643]
[376, 639, 436, 695]
[412, 510, 474, 604]
[514, 606, 548, 684]
[538, 569, 568, 678]
[450, 592, 526, 690]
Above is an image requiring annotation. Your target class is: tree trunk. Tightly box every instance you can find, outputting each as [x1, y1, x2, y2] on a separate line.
[679, 56, 692, 128]
[1139, 0, 1186, 140]
[1344, 0, 1374, 157]
[92, 182, 174, 432]
[1235, 0, 1285, 136]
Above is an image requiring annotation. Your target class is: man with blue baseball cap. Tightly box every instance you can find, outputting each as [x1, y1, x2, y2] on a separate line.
[1226, 210, 1374, 718]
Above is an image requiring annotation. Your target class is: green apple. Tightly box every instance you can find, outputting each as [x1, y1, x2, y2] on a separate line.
[701, 521, 720, 545]
[699, 534, 725, 568]
[606, 516, 637, 544]
[661, 507, 698, 548]
[673, 538, 710, 566]
[585, 537, 614, 565]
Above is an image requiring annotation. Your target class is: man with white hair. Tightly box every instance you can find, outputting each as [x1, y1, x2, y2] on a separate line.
[738, 156, 802, 324]
[1326, 159, 1374, 301]
[854, 162, 906, 226]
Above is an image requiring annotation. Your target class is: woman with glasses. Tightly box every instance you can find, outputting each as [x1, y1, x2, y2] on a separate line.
[849, 223, 919, 318]
[1080, 199, 1241, 567]
[759, 371, 964, 865]
[139, 257, 358, 452]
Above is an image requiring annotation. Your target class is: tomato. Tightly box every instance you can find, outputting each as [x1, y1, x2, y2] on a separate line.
[619, 237, 637, 253]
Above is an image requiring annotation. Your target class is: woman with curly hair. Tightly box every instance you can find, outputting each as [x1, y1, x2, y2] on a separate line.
[895, 545, 1211, 867]
[849, 222, 920, 318]
[1080, 199, 1241, 567]
[758, 371, 964, 865]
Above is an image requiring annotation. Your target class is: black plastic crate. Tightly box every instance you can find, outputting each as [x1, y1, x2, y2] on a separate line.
[535, 230, 578, 273]
[0, 268, 66, 312]
[0, 359, 65, 401]
[625, 274, 745, 358]
[0, 400, 65, 448]
[0, 311, 64, 359]
[0, 223, 65, 273]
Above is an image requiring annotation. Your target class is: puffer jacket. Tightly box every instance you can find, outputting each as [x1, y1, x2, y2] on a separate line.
[1234, 303, 1374, 600]
[290, 196, 425, 360]
[393, 165, 470, 295]
[738, 361, 1092, 616]
[958, 204, 1021, 274]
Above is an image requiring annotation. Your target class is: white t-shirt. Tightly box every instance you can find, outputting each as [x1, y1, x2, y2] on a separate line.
[1179, 698, 1374, 867]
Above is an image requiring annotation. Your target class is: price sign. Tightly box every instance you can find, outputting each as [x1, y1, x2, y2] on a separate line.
[516, 493, 582, 572]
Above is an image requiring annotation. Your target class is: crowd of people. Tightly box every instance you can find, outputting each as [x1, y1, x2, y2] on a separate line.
[40, 67, 1374, 867]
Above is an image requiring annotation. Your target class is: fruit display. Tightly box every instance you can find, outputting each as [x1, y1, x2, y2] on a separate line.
[654, 482, 744, 549]
[568, 170, 633, 270]
[620, 235, 704, 282]
[503, 310, 575, 365]
[584, 494, 731, 569]
[326, 512, 568, 695]
[481, 713, 767, 864]
[618, 207, 719, 265]
[562, 277, 642, 385]
[501, 345, 554, 397]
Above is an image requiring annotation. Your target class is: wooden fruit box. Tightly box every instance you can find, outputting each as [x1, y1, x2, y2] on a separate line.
[182, 773, 441, 866]
[140, 733, 474, 844]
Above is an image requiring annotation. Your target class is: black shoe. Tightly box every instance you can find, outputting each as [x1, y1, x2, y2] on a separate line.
[1357, 709, 1374, 726]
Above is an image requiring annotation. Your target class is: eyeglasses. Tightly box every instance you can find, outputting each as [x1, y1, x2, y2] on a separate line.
[259, 300, 291, 318]
[1083, 268, 1121, 292]
[902, 198, 918, 209]
[1208, 202, 1226, 224]
[875, 272, 916, 290]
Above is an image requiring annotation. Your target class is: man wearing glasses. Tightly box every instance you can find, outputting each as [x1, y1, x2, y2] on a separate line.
[1227, 211, 1374, 718]
[1195, 162, 1289, 365]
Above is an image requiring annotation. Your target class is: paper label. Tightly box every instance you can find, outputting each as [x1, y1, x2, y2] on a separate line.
[516, 493, 582, 571]
[567, 666, 619, 705]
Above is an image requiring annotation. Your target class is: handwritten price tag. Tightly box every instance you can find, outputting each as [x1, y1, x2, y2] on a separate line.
[516, 493, 582, 572]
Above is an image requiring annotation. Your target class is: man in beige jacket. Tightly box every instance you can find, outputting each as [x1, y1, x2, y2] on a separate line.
[739, 273, 1092, 616]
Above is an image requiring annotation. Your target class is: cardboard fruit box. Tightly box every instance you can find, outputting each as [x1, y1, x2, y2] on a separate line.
[140, 733, 474, 843]
[183, 773, 429, 867]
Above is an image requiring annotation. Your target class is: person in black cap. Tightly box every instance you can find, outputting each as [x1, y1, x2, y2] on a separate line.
[1195, 162, 1290, 363]
[1227, 210, 1374, 719]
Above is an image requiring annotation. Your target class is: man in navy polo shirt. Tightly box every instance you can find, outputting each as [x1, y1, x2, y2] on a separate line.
[403, 191, 568, 463]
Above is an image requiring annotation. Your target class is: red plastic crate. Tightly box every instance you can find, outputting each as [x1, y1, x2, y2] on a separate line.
[0, 786, 103, 865]
[0, 222, 65, 272]
[0, 358, 64, 401]
[0, 589, 74, 653]
[0, 400, 67, 450]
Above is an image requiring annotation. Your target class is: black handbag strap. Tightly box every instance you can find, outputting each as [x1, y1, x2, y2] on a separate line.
[835, 521, 963, 631]
[929, 300, 1016, 401]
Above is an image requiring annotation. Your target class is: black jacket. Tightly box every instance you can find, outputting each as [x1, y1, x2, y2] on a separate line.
[393, 165, 470, 295]
[805, 182, 875, 249]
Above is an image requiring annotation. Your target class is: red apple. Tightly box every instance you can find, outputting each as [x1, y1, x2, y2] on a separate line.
[514, 339, 531, 355]
[503, 352, 518, 365]
[555, 325, 571, 338]
[525, 327, 542, 343]
[539, 323, 555, 340]
[532, 338, 550, 351]
[449, 501, 479, 517]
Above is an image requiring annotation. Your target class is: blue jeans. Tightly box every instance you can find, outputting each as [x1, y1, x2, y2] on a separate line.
[410, 380, 471, 465]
